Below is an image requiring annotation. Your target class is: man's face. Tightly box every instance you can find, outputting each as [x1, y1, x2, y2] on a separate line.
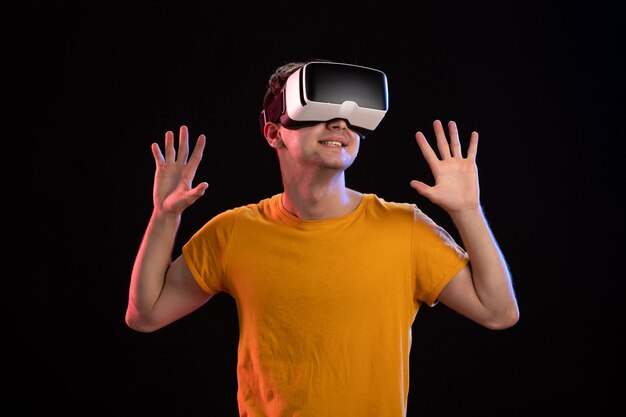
[277, 118, 361, 172]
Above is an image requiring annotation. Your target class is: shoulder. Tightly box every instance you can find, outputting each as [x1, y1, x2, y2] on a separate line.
[364, 193, 417, 216]
[362, 194, 448, 233]
[205, 194, 283, 229]
[353, 194, 420, 231]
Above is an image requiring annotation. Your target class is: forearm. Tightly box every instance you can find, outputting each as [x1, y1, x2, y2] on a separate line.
[449, 207, 519, 321]
[127, 210, 182, 318]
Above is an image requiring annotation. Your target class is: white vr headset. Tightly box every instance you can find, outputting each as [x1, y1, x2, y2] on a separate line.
[259, 61, 389, 138]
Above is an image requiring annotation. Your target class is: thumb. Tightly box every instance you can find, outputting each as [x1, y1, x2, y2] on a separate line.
[410, 180, 431, 198]
[192, 182, 210, 197]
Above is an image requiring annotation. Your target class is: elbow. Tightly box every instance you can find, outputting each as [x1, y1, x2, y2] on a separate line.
[484, 305, 520, 330]
[125, 309, 161, 333]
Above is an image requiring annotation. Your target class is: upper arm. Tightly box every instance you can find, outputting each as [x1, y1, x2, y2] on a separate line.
[437, 262, 519, 330]
[436, 264, 490, 326]
[142, 255, 214, 332]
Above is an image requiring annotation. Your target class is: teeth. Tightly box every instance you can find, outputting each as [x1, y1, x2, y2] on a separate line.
[320, 141, 343, 147]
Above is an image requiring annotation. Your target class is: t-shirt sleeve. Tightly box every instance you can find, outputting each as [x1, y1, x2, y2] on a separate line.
[412, 206, 469, 306]
[182, 208, 238, 295]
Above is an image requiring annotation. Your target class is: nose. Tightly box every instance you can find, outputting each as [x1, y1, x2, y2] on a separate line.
[326, 118, 349, 131]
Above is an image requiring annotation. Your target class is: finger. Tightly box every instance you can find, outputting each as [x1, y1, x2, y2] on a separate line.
[415, 131, 439, 167]
[164, 130, 175, 162]
[433, 120, 451, 159]
[448, 121, 462, 157]
[467, 131, 479, 161]
[187, 134, 206, 173]
[191, 181, 210, 198]
[151, 142, 165, 165]
[409, 180, 434, 200]
[178, 125, 190, 164]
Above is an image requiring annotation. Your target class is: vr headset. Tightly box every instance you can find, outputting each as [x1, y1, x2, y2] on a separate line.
[259, 61, 389, 138]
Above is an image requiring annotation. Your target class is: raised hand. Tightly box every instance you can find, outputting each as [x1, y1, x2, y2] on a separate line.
[410, 120, 480, 213]
[151, 125, 209, 214]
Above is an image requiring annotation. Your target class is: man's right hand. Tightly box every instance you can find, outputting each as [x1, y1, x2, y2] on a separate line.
[151, 125, 209, 214]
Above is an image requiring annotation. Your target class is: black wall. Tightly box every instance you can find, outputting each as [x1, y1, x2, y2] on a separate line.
[20, 2, 624, 415]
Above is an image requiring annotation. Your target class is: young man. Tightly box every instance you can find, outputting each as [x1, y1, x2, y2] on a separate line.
[126, 60, 519, 416]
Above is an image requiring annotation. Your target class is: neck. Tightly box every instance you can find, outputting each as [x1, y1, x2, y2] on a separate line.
[281, 172, 361, 220]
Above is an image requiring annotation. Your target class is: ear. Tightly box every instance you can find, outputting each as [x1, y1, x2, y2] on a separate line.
[264, 122, 283, 148]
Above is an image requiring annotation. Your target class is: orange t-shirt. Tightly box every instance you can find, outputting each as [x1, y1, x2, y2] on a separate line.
[183, 193, 468, 417]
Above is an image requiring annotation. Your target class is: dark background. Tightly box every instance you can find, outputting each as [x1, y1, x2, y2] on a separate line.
[20, 1, 624, 415]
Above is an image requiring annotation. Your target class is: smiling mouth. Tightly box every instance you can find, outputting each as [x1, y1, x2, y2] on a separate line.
[319, 140, 344, 147]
